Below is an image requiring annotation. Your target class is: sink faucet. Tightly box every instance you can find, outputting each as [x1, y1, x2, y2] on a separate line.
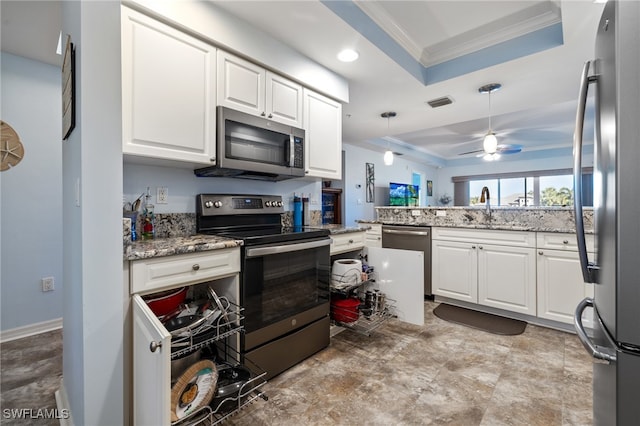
[480, 186, 491, 215]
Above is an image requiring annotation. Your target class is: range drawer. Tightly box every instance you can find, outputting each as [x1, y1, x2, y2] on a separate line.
[130, 248, 240, 295]
[537, 232, 595, 252]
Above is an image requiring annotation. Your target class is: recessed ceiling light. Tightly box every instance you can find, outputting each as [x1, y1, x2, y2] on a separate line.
[337, 49, 359, 62]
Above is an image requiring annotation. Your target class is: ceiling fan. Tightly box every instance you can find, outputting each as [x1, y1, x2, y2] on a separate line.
[458, 83, 523, 160]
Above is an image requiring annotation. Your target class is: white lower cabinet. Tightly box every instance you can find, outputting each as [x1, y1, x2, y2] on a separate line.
[432, 228, 537, 316]
[432, 239, 478, 303]
[364, 224, 382, 248]
[130, 249, 266, 426]
[536, 232, 595, 325]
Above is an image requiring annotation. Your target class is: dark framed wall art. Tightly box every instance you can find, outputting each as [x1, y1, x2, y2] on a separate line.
[366, 163, 375, 203]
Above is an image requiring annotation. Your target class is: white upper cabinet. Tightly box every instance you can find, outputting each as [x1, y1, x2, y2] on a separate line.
[217, 51, 303, 127]
[121, 6, 217, 165]
[303, 89, 342, 179]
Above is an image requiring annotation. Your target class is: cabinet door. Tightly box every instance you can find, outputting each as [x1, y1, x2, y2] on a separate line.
[478, 244, 536, 315]
[132, 295, 171, 425]
[432, 240, 478, 303]
[366, 247, 424, 326]
[217, 51, 265, 116]
[537, 249, 595, 325]
[122, 7, 216, 164]
[303, 89, 342, 179]
[266, 72, 303, 127]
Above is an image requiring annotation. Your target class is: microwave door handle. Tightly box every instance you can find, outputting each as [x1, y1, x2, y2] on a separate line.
[572, 60, 598, 283]
[289, 134, 295, 167]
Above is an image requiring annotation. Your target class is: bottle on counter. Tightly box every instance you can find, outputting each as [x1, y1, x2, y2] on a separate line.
[293, 193, 303, 228]
[302, 194, 310, 226]
[141, 187, 155, 240]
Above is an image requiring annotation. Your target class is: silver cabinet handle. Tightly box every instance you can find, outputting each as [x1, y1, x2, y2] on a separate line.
[383, 229, 430, 236]
[479, 246, 483, 250]
[268, 113, 273, 118]
[563, 240, 569, 244]
[574, 298, 616, 364]
[471, 245, 476, 249]
[539, 251, 544, 255]
[149, 341, 162, 353]
[192, 264, 200, 271]
[573, 60, 598, 283]
[261, 112, 266, 117]
[349, 239, 354, 244]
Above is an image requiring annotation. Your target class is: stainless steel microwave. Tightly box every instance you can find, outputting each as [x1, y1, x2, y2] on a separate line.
[194, 106, 305, 181]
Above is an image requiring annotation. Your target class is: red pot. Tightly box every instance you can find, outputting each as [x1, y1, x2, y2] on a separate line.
[330, 297, 360, 323]
[143, 287, 187, 317]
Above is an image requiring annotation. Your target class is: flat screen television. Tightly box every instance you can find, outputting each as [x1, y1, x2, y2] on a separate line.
[389, 182, 419, 206]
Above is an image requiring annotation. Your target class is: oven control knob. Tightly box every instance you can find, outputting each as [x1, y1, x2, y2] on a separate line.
[265, 201, 272, 207]
[276, 201, 283, 207]
[213, 201, 223, 208]
[204, 201, 213, 208]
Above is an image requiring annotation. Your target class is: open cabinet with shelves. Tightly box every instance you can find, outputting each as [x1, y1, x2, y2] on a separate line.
[329, 260, 397, 336]
[132, 257, 267, 426]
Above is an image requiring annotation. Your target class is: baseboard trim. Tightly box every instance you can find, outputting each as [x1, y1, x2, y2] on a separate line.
[55, 379, 75, 426]
[0, 317, 63, 343]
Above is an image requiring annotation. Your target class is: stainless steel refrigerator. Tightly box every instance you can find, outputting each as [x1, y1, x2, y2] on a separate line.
[573, 1, 640, 424]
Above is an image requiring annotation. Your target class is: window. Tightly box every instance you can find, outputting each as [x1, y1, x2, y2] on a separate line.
[453, 169, 592, 207]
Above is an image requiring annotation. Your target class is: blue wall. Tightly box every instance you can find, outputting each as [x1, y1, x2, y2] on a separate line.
[1, 53, 63, 333]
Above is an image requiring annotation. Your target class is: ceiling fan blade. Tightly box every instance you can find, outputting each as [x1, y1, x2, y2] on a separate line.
[458, 148, 484, 156]
[496, 144, 523, 154]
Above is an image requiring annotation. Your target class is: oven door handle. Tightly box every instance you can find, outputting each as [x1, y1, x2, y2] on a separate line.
[245, 238, 331, 258]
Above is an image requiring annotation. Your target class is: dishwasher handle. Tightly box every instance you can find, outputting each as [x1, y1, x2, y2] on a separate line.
[382, 229, 430, 237]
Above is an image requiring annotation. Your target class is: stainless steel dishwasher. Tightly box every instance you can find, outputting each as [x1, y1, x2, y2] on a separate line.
[382, 225, 432, 298]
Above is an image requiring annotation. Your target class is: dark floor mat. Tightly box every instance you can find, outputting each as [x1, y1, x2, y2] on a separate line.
[433, 303, 526, 335]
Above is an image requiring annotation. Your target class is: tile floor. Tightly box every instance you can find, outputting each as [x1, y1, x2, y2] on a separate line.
[233, 301, 593, 425]
[0, 301, 593, 425]
[0, 329, 62, 426]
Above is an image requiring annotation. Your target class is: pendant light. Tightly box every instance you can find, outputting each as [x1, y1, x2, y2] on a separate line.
[478, 83, 501, 155]
[381, 111, 396, 165]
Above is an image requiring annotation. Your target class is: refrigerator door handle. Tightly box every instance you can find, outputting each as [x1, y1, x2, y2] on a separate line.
[572, 60, 599, 283]
[574, 297, 617, 364]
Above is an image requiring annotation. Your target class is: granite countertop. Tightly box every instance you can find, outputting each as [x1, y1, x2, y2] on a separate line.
[124, 235, 243, 261]
[370, 206, 593, 234]
[312, 224, 371, 234]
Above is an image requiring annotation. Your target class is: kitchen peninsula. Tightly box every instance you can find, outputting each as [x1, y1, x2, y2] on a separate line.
[362, 206, 594, 332]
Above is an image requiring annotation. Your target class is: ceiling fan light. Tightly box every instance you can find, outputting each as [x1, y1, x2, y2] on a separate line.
[337, 49, 359, 62]
[483, 132, 498, 154]
[383, 150, 394, 165]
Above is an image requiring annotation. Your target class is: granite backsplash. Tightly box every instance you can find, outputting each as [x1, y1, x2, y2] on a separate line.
[124, 210, 323, 243]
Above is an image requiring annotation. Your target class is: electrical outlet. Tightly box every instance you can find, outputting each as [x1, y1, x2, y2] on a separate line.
[436, 210, 447, 217]
[411, 209, 421, 216]
[42, 277, 55, 292]
[157, 187, 168, 204]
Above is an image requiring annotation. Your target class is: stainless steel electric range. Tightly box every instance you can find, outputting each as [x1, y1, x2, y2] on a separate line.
[196, 194, 331, 380]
